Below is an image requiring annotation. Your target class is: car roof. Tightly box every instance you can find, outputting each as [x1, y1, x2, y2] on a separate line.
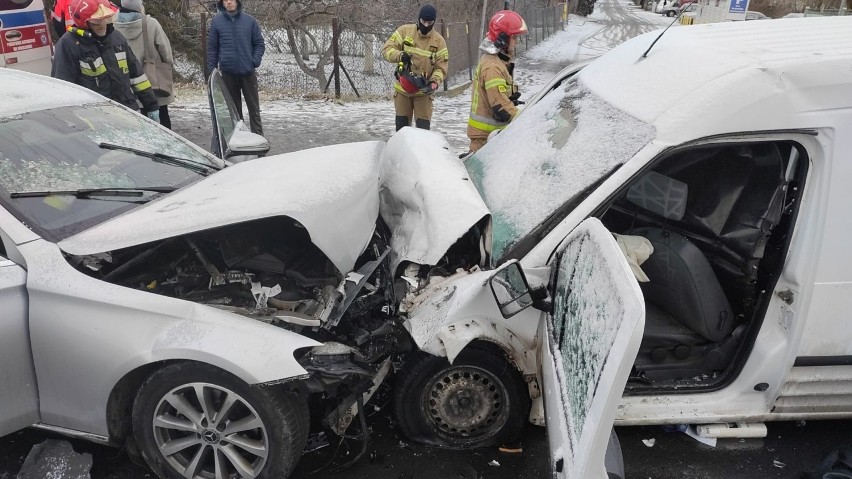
[0, 68, 106, 118]
[579, 17, 852, 143]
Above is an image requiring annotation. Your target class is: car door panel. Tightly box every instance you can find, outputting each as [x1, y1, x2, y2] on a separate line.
[540, 218, 644, 478]
[0, 257, 39, 436]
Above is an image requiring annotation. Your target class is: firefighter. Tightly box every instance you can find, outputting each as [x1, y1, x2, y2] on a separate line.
[382, 4, 449, 131]
[51, 0, 74, 38]
[465, 10, 528, 155]
[52, 0, 160, 122]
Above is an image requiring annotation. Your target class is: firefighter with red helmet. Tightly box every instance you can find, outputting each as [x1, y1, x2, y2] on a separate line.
[465, 10, 528, 155]
[382, 4, 449, 131]
[51, 0, 159, 121]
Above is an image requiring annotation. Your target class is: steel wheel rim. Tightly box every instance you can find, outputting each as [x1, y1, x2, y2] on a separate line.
[152, 382, 269, 479]
[423, 365, 511, 442]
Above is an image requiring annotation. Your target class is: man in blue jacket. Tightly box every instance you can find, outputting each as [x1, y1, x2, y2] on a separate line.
[207, 0, 265, 135]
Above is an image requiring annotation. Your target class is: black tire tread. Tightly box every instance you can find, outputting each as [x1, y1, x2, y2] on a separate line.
[131, 361, 307, 479]
[393, 342, 530, 449]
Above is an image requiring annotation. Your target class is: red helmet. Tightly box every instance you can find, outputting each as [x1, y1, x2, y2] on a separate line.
[397, 70, 429, 94]
[69, 0, 117, 29]
[487, 10, 528, 50]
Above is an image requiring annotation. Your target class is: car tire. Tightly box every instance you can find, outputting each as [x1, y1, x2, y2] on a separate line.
[131, 362, 308, 479]
[666, 10, 676, 16]
[393, 343, 530, 449]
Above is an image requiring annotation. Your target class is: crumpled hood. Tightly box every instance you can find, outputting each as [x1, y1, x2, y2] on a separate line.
[59, 130, 490, 276]
[59, 142, 384, 274]
[379, 128, 491, 273]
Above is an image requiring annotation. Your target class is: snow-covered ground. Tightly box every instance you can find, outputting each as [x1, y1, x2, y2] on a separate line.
[171, 0, 674, 158]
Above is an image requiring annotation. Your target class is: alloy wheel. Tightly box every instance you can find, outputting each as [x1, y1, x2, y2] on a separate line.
[151, 382, 269, 479]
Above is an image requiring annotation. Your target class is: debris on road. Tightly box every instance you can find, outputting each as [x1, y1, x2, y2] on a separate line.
[17, 439, 92, 479]
[642, 438, 656, 447]
[488, 460, 501, 467]
[773, 459, 786, 468]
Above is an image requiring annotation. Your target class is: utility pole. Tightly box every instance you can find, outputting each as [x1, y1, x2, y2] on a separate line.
[840, 0, 848, 15]
[480, 0, 489, 41]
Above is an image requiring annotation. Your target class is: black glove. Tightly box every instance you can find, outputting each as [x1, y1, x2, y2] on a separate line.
[425, 81, 439, 95]
[509, 91, 522, 106]
[400, 52, 411, 66]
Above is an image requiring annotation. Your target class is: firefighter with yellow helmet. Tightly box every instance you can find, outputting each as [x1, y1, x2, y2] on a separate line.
[465, 10, 528, 155]
[382, 4, 449, 131]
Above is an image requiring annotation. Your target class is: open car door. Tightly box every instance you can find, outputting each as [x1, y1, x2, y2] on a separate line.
[207, 68, 270, 161]
[539, 218, 645, 478]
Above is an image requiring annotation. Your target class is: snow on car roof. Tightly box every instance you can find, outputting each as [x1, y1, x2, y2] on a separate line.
[0, 69, 106, 118]
[579, 17, 852, 142]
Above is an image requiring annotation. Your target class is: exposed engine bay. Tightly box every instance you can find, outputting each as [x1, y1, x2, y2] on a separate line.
[65, 214, 485, 451]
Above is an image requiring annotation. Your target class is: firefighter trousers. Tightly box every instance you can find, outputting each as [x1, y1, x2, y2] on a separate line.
[394, 91, 433, 130]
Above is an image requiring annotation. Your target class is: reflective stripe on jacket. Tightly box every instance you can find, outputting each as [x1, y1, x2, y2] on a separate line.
[51, 26, 159, 113]
[467, 53, 519, 138]
[51, 0, 74, 37]
[382, 24, 448, 96]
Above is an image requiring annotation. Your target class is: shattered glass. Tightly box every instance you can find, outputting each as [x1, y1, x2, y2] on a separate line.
[0, 103, 219, 241]
[551, 229, 624, 453]
[466, 79, 656, 260]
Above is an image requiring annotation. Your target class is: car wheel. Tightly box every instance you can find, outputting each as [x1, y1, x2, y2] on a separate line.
[666, 10, 676, 16]
[132, 362, 308, 479]
[394, 343, 530, 448]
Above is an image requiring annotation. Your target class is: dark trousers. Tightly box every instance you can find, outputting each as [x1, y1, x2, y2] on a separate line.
[159, 105, 171, 130]
[221, 71, 263, 136]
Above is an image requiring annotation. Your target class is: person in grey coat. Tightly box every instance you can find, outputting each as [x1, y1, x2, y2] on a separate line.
[206, 0, 265, 135]
[114, 0, 175, 128]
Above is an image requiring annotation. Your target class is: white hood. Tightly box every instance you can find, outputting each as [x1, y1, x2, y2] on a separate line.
[59, 142, 384, 273]
[379, 128, 491, 273]
[58, 130, 491, 275]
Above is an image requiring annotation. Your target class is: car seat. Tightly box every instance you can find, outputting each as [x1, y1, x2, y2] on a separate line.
[624, 172, 738, 380]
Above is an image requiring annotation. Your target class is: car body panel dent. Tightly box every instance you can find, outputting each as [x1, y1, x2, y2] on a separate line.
[380, 128, 491, 274]
[58, 141, 385, 274]
[404, 270, 540, 375]
[21, 239, 318, 435]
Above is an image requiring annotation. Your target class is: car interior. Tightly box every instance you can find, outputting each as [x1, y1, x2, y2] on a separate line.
[596, 141, 807, 390]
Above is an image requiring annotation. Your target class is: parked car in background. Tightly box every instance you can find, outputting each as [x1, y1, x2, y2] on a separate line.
[746, 10, 770, 19]
[660, 1, 695, 16]
[392, 19, 852, 479]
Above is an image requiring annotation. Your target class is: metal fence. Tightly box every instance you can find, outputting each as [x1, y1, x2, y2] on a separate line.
[179, 3, 566, 100]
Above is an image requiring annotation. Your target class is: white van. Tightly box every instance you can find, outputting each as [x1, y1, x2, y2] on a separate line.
[390, 16, 852, 469]
[0, 0, 52, 75]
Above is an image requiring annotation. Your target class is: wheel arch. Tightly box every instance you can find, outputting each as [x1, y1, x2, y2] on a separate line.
[419, 317, 538, 376]
[106, 360, 179, 444]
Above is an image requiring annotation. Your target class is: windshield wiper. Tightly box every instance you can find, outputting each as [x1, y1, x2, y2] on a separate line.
[99, 142, 222, 176]
[10, 186, 177, 200]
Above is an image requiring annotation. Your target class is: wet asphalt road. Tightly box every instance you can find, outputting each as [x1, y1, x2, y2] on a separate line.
[2, 413, 850, 478]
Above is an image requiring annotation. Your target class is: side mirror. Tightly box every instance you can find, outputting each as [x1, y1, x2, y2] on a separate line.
[226, 126, 270, 161]
[490, 262, 534, 318]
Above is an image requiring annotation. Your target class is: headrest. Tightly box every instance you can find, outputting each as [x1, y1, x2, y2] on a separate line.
[626, 171, 688, 221]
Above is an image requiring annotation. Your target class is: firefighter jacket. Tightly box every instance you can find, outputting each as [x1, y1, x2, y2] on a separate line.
[467, 45, 519, 140]
[52, 26, 158, 114]
[51, 0, 73, 38]
[382, 24, 448, 97]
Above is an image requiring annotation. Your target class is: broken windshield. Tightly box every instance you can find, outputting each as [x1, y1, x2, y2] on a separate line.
[465, 79, 655, 261]
[0, 103, 219, 241]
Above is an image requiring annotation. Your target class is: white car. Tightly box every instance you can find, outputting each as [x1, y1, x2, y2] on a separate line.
[392, 17, 852, 477]
[0, 68, 493, 479]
